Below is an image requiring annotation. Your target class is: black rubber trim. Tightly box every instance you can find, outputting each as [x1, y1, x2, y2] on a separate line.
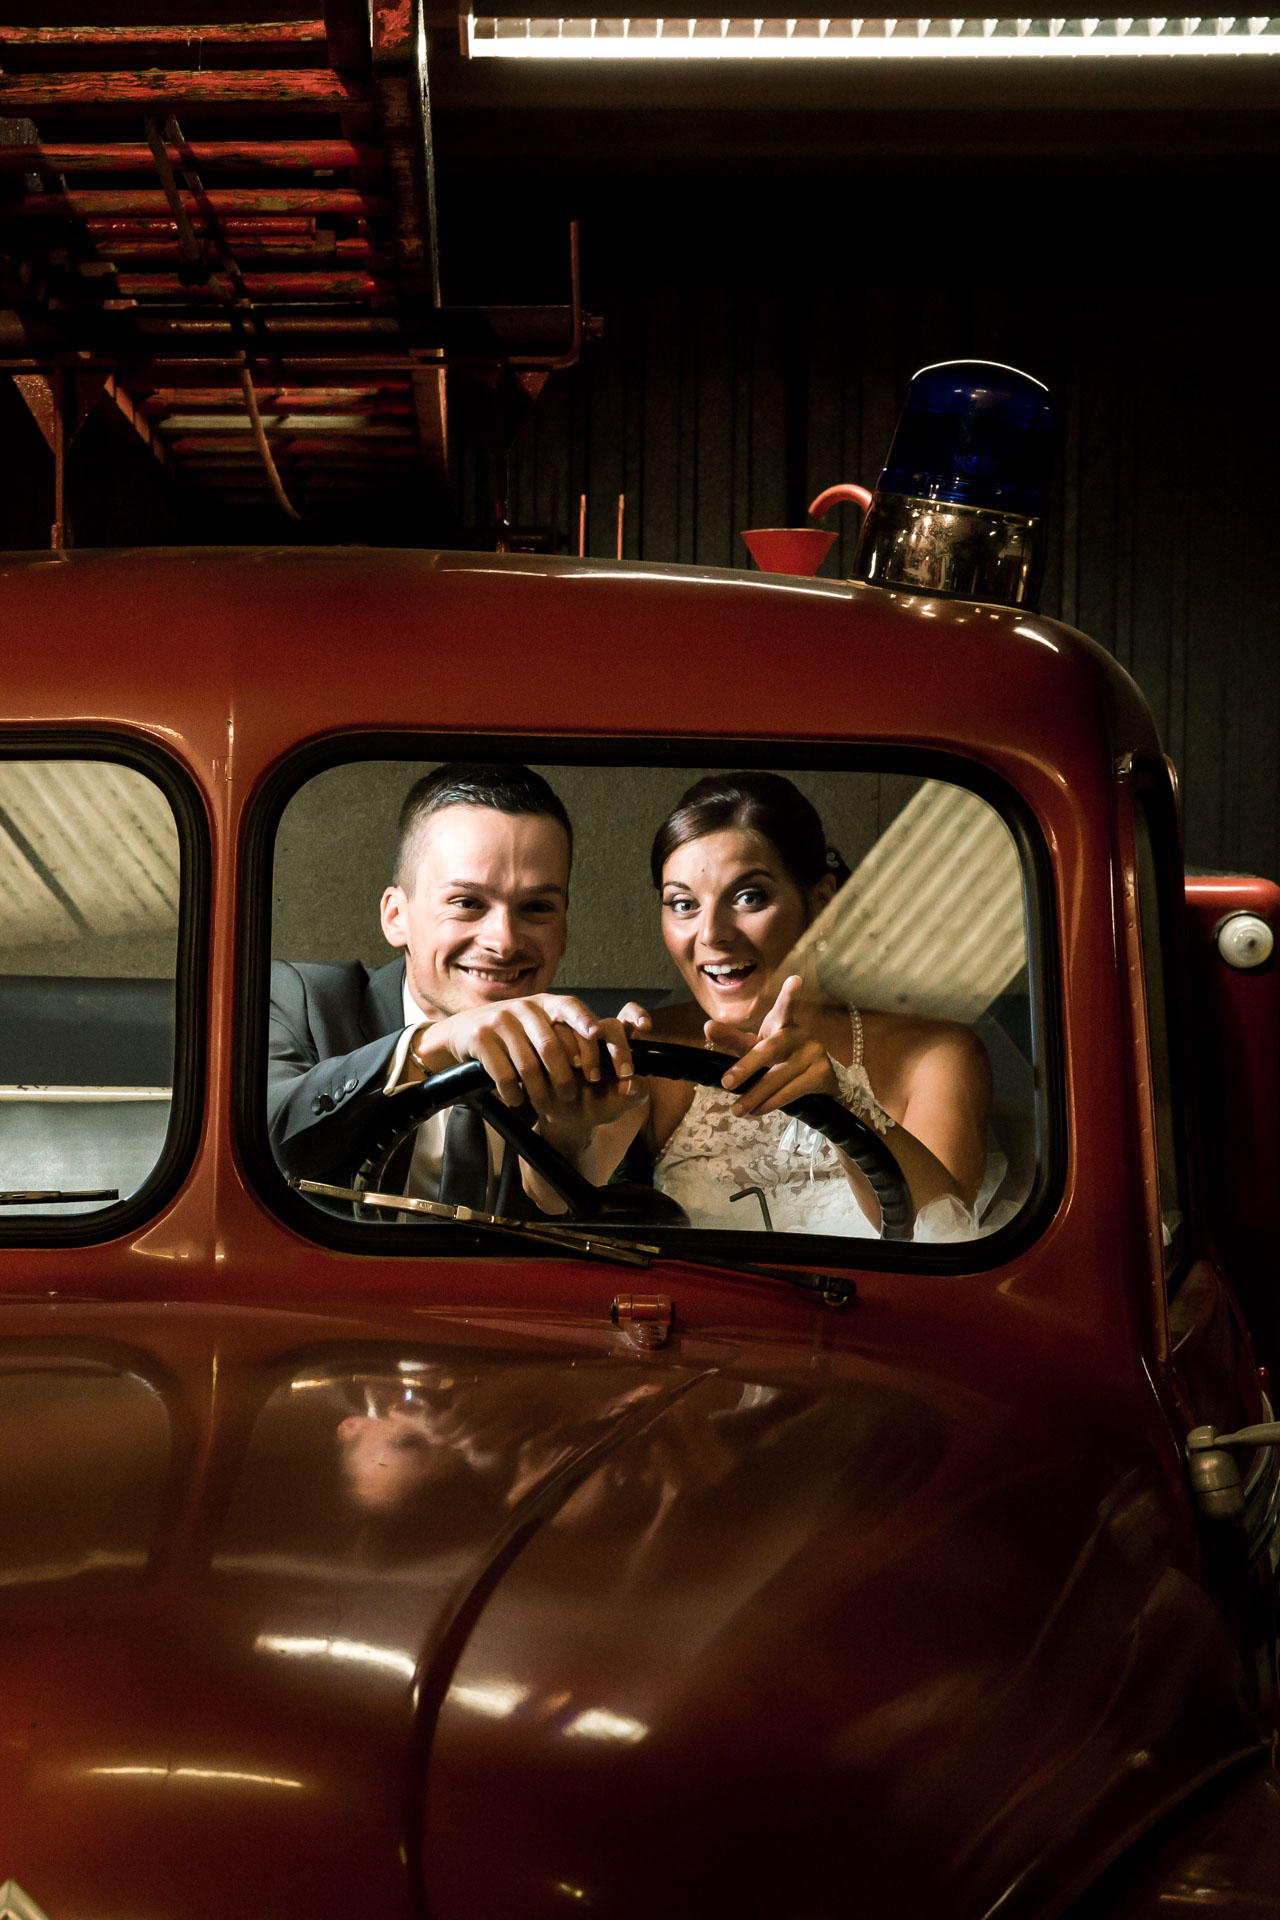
[238, 729, 1064, 1276]
[0, 728, 209, 1250]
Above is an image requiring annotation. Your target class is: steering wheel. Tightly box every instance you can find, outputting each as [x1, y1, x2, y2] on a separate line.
[352, 1040, 913, 1242]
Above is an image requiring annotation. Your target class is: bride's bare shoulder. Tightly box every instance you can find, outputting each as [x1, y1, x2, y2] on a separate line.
[861, 1007, 991, 1091]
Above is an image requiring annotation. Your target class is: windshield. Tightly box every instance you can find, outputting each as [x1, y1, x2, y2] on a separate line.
[265, 754, 1044, 1259]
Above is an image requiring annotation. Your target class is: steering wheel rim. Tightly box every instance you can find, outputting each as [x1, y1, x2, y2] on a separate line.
[353, 1039, 913, 1241]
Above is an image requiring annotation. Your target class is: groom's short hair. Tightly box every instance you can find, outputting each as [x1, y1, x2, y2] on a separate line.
[393, 762, 573, 891]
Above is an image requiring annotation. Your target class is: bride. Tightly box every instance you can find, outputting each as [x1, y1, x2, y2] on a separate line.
[541, 771, 999, 1240]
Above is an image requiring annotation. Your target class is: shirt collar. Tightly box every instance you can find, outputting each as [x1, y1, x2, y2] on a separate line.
[403, 976, 432, 1027]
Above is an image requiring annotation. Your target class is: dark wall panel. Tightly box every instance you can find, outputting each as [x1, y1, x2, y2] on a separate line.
[506, 272, 1280, 878]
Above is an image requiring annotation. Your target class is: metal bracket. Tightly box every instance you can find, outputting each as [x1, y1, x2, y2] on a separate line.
[611, 1294, 673, 1351]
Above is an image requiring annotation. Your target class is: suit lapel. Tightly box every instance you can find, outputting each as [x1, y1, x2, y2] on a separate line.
[362, 957, 407, 1043]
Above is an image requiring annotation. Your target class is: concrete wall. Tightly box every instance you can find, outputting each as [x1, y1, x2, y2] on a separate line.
[271, 759, 923, 991]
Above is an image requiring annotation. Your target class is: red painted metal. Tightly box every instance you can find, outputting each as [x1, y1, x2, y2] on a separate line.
[0, 547, 1276, 1912]
[130, 315, 404, 335]
[13, 189, 385, 218]
[114, 270, 391, 300]
[0, 70, 372, 114]
[100, 241, 377, 264]
[166, 430, 415, 453]
[138, 385, 410, 408]
[0, 142, 380, 174]
[84, 218, 319, 238]
[0, 21, 328, 49]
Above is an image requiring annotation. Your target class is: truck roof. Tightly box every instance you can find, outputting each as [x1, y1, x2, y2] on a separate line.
[0, 546, 1160, 797]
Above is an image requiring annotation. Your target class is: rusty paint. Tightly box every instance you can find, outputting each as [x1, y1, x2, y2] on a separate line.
[155, 415, 415, 437]
[114, 271, 391, 301]
[366, 0, 439, 309]
[14, 190, 385, 218]
[0, 0, 586, 525]
[0, 142, 380, 176]
[98, 373, 173, 477]
[0, 70, 373, 115]
[84, 220, 319, 240]
[137, 384, 409, 406]
[0, 21, 326, 47]
[373, 73, 429, 284]
[166, 432, 415, 454]
[371, 1, 416, 63]
[129, 316, 404, 336]
[12, 371, 58, 453]
[142, 393, 413, 415]
[97, 240, 376, 266]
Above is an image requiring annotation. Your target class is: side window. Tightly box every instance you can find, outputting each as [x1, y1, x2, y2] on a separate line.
[1132, 788, 1189, 1279]
[0, 757, 181, 1222]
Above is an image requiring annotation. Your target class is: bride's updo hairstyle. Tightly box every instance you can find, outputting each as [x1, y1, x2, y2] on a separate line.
[650, 771, 852, 899]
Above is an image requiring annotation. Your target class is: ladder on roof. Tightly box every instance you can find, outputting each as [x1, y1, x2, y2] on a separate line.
[0, 6, 594, 541]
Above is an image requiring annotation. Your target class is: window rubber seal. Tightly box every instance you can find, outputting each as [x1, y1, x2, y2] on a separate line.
[237, 728, 1066, 1278]
[0, 728, 209, 1250]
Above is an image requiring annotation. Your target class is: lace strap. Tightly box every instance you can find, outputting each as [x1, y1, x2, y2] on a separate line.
[828, 1006, 895, 1136]
[850, 1003, 865, 1073]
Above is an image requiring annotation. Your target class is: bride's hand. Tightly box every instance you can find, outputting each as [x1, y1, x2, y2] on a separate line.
[705, 974, 840, 1118]
[528, 1013, 651, 1154]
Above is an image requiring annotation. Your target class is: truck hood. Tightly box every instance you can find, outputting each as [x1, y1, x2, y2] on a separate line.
[0, 1304, 1259, 1920]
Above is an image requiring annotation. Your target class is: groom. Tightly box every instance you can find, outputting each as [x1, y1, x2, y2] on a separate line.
[268, 761, 641, 1204]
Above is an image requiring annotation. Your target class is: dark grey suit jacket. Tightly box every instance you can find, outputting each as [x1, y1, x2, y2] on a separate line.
[267, 958, 533, 1216]
[267, 957, 411, 1181]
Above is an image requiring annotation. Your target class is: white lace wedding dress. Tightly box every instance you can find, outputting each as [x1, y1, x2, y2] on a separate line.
[652, 1009, 1009, 1242]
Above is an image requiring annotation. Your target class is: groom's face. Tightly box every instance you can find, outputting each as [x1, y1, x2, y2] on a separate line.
[380, 803, 570, 1017]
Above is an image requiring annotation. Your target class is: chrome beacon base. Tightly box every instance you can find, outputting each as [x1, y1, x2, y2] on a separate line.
[855, 493, 1043, 609]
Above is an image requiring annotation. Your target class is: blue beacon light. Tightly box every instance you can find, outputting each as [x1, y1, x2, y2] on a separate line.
[853, 360, 1055, 610]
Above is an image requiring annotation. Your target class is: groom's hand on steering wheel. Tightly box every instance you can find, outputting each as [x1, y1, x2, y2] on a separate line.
[416, 994, 644, 1112]
[707, 974, 839, 1118]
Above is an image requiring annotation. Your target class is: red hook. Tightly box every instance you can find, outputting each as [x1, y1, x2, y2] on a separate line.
[808, 482, 872, 521]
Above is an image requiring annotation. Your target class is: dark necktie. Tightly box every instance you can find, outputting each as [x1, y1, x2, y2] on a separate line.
[439, 1102, 490, 1211]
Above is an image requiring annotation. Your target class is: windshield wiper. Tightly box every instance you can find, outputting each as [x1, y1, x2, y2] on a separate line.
[657, 1251, 855, 1306]
[1, 1188, 119, 1205]
[292, 1178, 657, 1269]
[292, 1179, 853, 1301]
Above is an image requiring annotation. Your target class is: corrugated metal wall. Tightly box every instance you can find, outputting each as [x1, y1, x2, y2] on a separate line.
[504, 276, 1280, 879]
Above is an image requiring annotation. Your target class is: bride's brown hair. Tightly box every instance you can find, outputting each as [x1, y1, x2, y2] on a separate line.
[651, 771, 851, 895]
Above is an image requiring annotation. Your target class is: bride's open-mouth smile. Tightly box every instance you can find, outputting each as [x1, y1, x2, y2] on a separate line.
[698, 959, 760, 995]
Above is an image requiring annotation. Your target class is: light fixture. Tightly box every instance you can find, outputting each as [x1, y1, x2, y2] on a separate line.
[466, 13, 1280, 57]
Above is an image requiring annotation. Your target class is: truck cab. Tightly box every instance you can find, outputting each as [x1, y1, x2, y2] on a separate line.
[1, 539, 1278, 1918]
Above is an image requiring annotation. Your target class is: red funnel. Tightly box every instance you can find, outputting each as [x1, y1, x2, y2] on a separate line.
[741, 527, 836, 577]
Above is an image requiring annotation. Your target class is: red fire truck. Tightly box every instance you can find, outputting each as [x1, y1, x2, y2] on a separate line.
[1, 364, 1278, 1917]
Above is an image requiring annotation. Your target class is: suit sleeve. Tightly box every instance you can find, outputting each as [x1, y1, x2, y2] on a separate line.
[267, 961, 407, 1180]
